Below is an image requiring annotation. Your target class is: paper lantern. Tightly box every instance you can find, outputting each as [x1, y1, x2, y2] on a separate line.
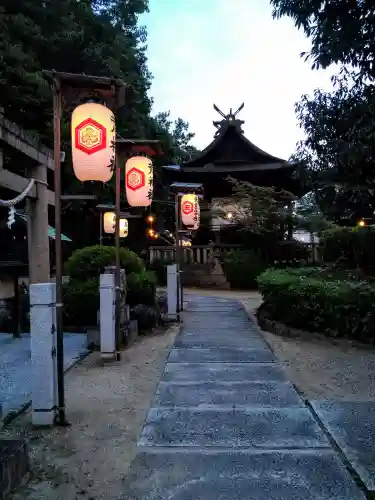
[181, 194, 200, 229]
[71, 102, 115, 182]
[103, 212, 115, 234]
[125, 156, 153, 207]
[119, 218, 128, 238]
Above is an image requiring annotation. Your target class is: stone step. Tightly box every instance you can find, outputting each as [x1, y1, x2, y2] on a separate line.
[138, 407, 330, 448]
[153, 380, 303, 408]
[168, 346, 275, 363]
[122, 449, 366, 500]
[161, 362, 288, 383]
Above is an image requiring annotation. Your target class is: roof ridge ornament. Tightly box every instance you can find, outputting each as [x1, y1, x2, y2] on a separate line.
[213, 103, 245, 136]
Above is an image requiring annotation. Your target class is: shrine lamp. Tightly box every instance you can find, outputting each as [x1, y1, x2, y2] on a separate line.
[103, 211, 116, 233]
[119, 218, 128, 238]
[181, 193, 200, 230]
[71, 102, 115, 182]
[125, 155, 153, 207]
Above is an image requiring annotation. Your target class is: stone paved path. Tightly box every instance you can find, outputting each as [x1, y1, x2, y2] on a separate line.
[121, 296, 365, 499]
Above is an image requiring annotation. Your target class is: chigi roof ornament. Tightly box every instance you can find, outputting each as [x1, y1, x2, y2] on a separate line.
[213, 103, 245, 136]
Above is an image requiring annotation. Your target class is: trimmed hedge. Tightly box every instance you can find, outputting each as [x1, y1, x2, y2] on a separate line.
[222, 249, 267, 289]
[64, 245, 145, 281]
[63, 245, 156, 327]
[257, 268, 375, 343]
[320, 226, 375, 271]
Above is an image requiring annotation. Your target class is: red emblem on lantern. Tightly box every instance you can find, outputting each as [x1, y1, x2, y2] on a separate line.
[75, 118, 107, 155]
[182, 201, 194, 215]
[126, 167, 145, 191]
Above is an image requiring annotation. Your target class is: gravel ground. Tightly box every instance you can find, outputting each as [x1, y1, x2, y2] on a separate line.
[2, 324, 179, 500]
[185, 288, 375, 401]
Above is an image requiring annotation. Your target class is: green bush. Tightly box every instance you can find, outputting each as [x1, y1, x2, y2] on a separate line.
[222, 249, 267, 289]
[257, 268, 375, 343]
[268, 240, 309, 267]
[127, 270, 157, 307]
[320, 226, 375, 270]
[63, 246, 156, 327]
[64, 278, 99, 327]
[64, 245, 145, 281]
[146, 258, 173, 286]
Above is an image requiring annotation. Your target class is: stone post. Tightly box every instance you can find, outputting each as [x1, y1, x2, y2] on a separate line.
[30, 283, 57, 426]
[100, 272, 116, 360]
[167, 264, 178, 320]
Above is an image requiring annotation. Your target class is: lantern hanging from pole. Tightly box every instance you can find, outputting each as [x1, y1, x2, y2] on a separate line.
[125, 156, 153, 207]
[71, 102, 115, 182]
[181, 194, 200, 229]
[119, 218, 128, 238]
[103, 212, 115, 234]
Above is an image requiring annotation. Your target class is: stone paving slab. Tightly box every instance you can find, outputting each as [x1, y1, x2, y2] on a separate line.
[161, 362, 288, 383]
[154, 381, 303, 408]
[139, 407, 330, 448]
[168, 346, 275, 363]
[174, 336, 269, 349]
[311, 400, 375, 491]
[184, 319, 250, 325]
[179, 327, 262, 338]
[181, 327, 258, 336]
[122, 449, 365, 500]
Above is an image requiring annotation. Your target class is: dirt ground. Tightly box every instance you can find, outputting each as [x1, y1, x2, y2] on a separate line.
[2, 324, 179, 500]
[186, 288, 375, 401]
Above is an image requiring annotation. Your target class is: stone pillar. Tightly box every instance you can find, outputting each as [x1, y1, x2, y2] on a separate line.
[30, 283, 57, 426]
[149, 247, 155, 263]
[27, 164, 50, 284]
[100, 272, 116, 360]
[167, 264, 178, 320]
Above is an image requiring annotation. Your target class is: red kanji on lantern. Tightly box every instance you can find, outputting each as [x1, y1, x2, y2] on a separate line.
[182, 201, 194, 215]
[75, 118, 107, 155]
[126, 167, 145, 191]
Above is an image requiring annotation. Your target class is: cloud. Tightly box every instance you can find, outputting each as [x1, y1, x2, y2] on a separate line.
[142, 0, 336, 159]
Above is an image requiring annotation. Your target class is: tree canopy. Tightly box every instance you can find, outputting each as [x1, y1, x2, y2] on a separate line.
[270, 0, 375, 225]
[270, 0, 375, 82]
[0, 0, 198, 248]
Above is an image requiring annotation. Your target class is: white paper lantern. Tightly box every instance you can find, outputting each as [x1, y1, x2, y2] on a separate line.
[119, 218, 128, 238]
[103, 212, 115, 234]
[181, 194, 200, 229]
[71, 102, 115, 182]
[125, 156, 153, 207]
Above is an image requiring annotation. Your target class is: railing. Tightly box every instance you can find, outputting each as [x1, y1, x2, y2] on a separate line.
[149, 242, 321, 265]
[149, 244, 242, 265]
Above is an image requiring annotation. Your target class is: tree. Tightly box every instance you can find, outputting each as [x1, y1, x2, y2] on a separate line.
[270, 0, 375, 224]
[270, 0, 375, 81]
[0, 0, 198, 250]
[294, 192, 335, 238]
[214, 177, 295, 238]
[294, 75, 375, 225]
